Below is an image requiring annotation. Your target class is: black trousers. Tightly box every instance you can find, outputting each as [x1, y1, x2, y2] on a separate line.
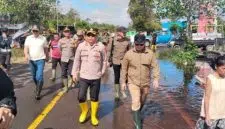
[52, 57, 61, 69]
[61, 60, 73, 79]
[0, 52, 11, 70]
[78, 78, 101, 103]
[113, 64, 121, 84]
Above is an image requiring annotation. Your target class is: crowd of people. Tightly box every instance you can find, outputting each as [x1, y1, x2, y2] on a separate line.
[1, 25, 225, 129]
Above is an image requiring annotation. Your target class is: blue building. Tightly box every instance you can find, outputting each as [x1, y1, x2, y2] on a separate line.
[156, 19, 187, 44]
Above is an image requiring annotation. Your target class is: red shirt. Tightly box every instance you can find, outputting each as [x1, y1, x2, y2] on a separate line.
[50, 40, 61, 59]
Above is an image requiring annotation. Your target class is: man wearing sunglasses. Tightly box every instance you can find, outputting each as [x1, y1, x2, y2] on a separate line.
[120, 34, 160, 129]
[72, 28, 107, 126]
[24, 25, 49, 100]
[59, 27, 77, 92]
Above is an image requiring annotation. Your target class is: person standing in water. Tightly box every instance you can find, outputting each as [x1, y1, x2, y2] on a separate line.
[120, 34, 160, 129]
[108, 26, 130, 101]
[72, 28, 107, 126]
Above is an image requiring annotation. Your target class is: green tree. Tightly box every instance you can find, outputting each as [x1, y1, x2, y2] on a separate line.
[75, 19, 90, 29]
[0, 0, 116, 32]
[128, 0, 161, 32]
[58, 8, 79, 25]
[0, 0, 57, 25]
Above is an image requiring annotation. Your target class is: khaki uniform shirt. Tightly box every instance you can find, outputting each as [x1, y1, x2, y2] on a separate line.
[121, 48, 160, 87]
[59, 37, 76, 62]
[107, 37, 130, 65]
[72, 41, 107, 80]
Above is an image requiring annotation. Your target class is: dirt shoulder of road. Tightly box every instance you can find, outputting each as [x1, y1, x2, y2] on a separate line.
[12, 57, 26, 64]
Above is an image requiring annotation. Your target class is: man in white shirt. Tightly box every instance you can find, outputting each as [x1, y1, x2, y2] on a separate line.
[24, 25, 49, 100]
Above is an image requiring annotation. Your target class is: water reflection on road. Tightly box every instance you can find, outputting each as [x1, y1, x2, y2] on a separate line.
[159, 60, 204, 120]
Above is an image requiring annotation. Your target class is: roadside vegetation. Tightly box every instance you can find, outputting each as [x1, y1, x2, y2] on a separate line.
[11, 48, 25, 63]
[158, 39, 198, 66]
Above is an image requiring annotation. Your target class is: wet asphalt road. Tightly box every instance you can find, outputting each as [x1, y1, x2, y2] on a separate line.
[10, 60, 200, 129]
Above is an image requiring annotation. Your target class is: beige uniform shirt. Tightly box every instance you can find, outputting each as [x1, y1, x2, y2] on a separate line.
[107, 37, 130, 65]
[59, 37, 76, 62]
[121, 48, 160, 87]
[72, 41, 107, 80]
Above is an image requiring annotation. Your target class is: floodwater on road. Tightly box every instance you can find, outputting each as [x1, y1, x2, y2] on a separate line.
[11, 59, 209, 129]
[158, 60, 205, 120]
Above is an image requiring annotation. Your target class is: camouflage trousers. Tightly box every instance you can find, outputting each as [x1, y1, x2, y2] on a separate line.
[195, 117, 225, 129]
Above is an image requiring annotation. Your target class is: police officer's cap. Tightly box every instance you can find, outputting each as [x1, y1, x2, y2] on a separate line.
[77, 30, 84, 36]
[134, 34, 146, 44]
[86, 28, 97, 36]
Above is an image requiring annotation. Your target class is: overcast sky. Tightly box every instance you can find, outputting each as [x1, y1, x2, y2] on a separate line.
[59, 0, 131, 27]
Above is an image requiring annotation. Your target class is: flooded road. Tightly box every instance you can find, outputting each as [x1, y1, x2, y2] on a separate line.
[11, 59, 208, 129]
[159, 60, 204, 120]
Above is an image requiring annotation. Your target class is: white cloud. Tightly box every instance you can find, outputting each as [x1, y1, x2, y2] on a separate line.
[59, 0, 131, 26]
[82, 0, 131, 26]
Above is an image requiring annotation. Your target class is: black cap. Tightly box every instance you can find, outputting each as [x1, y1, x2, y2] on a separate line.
[63, 26, 70, 32]
[116, 26, 127, 34]
[134, 34, 146, 44]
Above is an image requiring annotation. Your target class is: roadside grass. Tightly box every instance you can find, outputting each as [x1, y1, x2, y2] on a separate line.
[11, 48, 25, 64]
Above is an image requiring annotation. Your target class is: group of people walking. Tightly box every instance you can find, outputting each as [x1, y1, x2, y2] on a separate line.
[22, 25, 160, 128]
[1, 24, 225, 129]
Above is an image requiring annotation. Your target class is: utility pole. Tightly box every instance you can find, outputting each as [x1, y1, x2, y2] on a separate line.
[56, 0, 59, 33]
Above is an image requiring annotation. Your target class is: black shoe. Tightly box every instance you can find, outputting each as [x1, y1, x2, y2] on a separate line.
[35, 95, 41, 100]
[35, 82, 43, 100]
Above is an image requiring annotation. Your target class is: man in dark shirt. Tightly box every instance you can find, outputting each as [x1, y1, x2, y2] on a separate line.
[0, 68, 17, 129]
[0, 28, 13, 74]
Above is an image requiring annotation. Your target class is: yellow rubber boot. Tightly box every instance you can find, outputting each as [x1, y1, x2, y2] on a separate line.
[79, 102, 89, 123]
[91, 101, 99, 126]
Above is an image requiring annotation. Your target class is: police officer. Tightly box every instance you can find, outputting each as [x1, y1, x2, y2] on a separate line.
[73, 30, 84, 45]
[59, 27, 77, 92]
[101, 31, 110, 46]
[108, 26, 130, 101]
[0, 28, 13, 74]
[120, 34, 160, 129]
[72, 28, 107, 126]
